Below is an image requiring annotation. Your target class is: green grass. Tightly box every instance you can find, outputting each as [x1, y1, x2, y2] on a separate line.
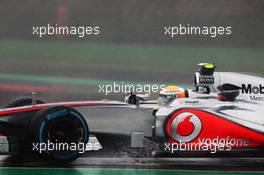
[0, 39, 263, 74]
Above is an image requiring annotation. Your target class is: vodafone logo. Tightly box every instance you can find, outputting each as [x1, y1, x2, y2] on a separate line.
[168, 112, 202, 143]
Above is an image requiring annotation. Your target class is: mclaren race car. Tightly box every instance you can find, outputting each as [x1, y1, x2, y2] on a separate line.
[0, 63, 264, 162]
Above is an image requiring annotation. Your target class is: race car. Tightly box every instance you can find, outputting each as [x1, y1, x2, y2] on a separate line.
[0, 63, 264, 163]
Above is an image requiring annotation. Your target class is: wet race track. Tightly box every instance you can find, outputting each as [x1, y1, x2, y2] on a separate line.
[1, 154, 264, 174]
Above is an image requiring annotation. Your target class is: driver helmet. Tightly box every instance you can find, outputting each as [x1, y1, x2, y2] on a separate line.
[159, 86, 187, 104]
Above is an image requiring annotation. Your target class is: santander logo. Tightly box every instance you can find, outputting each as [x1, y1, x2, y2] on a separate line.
[169, 112, 202, 143]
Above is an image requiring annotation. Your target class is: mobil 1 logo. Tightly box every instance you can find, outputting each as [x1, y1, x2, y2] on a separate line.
[240, 84, 264, 102]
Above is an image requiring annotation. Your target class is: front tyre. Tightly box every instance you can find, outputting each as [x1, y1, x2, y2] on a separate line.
[30, 106, 89, 163]
[6, 96, 45, 155]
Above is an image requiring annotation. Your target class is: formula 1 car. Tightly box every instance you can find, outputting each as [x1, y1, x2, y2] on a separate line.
[0, 63, 264, 162]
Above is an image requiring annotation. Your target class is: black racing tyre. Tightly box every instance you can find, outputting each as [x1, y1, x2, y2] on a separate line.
[30, 106, 89, 163]
[6, 96, 45, 155]
[6, 96, 44, 108]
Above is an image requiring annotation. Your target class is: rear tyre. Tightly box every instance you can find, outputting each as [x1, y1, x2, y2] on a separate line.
[30, 106, 89, 163]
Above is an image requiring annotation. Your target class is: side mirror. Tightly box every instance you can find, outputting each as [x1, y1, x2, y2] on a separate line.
[217, 84, 240, 101]
[124, 93, 150, 106]
[125, 93, 139, 106]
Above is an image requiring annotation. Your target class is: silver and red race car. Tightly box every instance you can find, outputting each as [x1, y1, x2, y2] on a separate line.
[0, 63, 264, 162]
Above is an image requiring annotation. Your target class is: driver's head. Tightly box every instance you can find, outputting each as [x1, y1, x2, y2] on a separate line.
[159, 86, 187, 104]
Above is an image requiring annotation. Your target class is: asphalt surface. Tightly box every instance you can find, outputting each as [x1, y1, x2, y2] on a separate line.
[1, 155, 264, 171]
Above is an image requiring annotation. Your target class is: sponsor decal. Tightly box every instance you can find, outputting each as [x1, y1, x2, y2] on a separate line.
[240, 84, 264, 102]
[199, 76, 214, 84]
[168, 112, 202, 143]
[164, 136, 250, 154]
[241, 84, 264, 94]
[165, 109, 264, 154]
